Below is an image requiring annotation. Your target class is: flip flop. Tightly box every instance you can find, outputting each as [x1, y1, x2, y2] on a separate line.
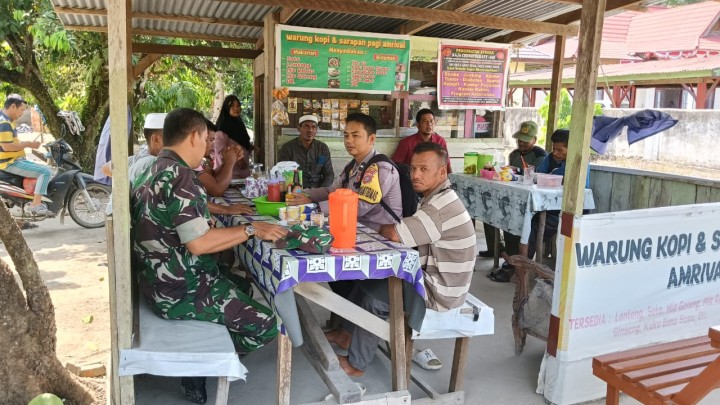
[412, 348, 442, 370]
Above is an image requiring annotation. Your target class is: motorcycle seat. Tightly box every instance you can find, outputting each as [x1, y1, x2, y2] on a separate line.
[0, 170, 25, 187]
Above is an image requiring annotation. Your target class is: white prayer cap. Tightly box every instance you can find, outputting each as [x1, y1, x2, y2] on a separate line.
[298, 114, 318, 125]
[144, 113, 167, 129]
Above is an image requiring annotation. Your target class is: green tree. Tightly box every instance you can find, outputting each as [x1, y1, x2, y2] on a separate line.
[133, 43, 255, 135]
[0, 0, 110, 169]
[538, 88, 602, 147]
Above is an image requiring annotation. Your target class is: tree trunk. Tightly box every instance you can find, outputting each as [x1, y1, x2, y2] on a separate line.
[212, 76, 225, 123]
[0, 202, 94, 404]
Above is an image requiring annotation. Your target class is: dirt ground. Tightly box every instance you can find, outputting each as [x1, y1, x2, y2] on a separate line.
[1, 216, 110, 401]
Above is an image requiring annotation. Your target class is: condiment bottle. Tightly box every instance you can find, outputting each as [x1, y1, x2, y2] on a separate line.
[290, 169, 303, 194]
[267, 179, 281, 202]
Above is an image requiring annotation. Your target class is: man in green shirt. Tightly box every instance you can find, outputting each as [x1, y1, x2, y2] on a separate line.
[131, 108, 286, 403]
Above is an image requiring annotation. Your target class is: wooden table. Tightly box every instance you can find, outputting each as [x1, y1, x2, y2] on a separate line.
[450, 173, 595, 266]
[212, 191, 422, 404]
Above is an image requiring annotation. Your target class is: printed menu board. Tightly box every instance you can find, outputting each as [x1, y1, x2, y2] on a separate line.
[437, 39, 511, 109]
[276, 25, 410, 94]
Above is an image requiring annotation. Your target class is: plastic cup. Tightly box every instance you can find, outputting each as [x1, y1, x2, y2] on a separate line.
[522, 165, 535, 185]
[311, 212, 325, 227]
[278, 207, 287, 221]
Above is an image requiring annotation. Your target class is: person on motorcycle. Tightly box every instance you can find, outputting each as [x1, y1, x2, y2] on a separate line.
[0, 94, 54, 216]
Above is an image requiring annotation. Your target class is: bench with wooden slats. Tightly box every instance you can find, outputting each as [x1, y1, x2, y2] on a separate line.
[593, 326, 720, 405]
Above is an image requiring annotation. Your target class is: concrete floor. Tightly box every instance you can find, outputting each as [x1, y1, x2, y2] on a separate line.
[134, 227, 720, 405]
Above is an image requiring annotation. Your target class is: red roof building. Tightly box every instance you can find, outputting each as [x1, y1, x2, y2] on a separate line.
[509, 1, 720, 110]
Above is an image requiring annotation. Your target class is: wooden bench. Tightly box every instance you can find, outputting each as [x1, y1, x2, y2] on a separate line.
[118, 297, 247, 405]
[593, 326, 720, 405]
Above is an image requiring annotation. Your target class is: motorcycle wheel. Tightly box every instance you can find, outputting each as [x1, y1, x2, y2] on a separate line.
[68, 183, 111, 229]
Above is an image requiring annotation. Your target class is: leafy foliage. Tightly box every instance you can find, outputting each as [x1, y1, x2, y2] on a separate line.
[538, 89, 603, 146]
[134, 41, 255, 134]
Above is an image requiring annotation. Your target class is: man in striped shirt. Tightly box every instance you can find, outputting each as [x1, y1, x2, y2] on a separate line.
[328, 142, 476, 376]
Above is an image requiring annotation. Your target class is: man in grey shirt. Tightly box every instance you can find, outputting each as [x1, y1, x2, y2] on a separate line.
[277, 114, 334, 188]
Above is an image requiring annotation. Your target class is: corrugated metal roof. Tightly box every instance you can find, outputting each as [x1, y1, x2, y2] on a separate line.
[52, 0, 276, 40]
[49, 0, 667, 45]
[286, 0, 443, 34]
[510, 56, 720, 86]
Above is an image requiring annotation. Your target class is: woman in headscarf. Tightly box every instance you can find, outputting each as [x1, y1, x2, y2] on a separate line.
[214, 94, 252, 178]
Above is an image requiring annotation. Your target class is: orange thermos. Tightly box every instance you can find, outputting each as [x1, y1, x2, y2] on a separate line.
[328, 188, 358, 248]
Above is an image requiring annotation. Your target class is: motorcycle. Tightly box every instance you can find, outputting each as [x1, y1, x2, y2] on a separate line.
[0, 111, 111, 229]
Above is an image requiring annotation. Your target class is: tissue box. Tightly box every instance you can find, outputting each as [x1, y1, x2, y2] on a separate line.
[242, 177, 268, 199]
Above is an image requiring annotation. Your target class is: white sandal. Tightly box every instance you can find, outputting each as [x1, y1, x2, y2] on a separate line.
[412, 348, 442, 370]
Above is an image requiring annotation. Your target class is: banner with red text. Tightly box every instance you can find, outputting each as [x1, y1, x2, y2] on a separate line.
[276, 25, 410, 94]
[437, 40, 511, 109]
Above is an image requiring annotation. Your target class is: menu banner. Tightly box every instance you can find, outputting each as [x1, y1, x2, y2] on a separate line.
[437, 40, 511, 109]
[276, 25, 410, 94]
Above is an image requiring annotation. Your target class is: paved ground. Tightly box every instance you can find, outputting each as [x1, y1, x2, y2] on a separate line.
[131, 228, 720, 405]
[7, 218, 718, 404]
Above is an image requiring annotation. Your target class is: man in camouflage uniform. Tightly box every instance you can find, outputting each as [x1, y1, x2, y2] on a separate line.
[131, 108, 287, 403]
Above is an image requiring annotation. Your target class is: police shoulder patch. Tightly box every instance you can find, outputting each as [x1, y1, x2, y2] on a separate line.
[358, 163, 382, 204]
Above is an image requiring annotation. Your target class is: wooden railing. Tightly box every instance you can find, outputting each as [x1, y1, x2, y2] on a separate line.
[589, 165, 720, 213]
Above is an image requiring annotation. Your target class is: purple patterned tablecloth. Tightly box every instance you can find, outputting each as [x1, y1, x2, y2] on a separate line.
[213, 189, 425, 346]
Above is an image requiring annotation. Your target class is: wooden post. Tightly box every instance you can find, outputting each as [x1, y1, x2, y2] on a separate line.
[563, 0, 606, 216]
[388, 277, 407, 391]
[107, 0, 134, 403]
[263, 12, 279, 167]
[276, 333, 293, 405]
[611, 85, 621, 108]
[697, 80, 708, 109]
[629, 84, 637, 108]
[546, 35, 566, 151]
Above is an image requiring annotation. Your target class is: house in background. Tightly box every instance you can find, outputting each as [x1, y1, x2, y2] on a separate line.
[509, 1, 720, 110]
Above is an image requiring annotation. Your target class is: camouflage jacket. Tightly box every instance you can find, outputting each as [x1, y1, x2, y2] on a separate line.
[131, 149, 218, 309]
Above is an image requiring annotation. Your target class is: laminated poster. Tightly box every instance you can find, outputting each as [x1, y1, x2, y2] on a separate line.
[437, 39, 511, 110]
[277, 25, 411, 94]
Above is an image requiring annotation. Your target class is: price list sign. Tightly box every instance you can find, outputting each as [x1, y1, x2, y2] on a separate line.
[437, 40, 511, 109]
[276, 25, 410, 94]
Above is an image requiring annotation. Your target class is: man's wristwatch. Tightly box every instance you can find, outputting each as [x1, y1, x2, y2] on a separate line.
[244, 225, 256, 237]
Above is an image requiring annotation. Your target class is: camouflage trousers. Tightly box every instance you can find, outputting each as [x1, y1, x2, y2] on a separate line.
[148, 270, 278, 356]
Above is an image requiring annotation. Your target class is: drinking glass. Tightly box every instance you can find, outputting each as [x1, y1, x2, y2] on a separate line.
[286, 205, 301, 225]
[523, 165, 535, 185]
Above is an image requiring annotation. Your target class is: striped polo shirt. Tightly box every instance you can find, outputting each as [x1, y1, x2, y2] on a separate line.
[0, 112, 25, 169]
[395, 179, 476, 311]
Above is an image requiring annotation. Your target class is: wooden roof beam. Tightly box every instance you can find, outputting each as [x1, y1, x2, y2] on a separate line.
[54, 6, 105, 16]
[279, 8, 299, 24]
[132, 43, 262, 59]
[63, 25, 258, 44]
[501, 0, 646, 43]
[132, 12, 263, 27]
[223, 0, 577, 37]
[397, 0, 484, 35]
[55, 6, 263, 28]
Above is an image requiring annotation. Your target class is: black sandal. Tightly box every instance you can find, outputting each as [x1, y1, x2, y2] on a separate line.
[181, 377, 207, 404]
[489, 268, 514, 283]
